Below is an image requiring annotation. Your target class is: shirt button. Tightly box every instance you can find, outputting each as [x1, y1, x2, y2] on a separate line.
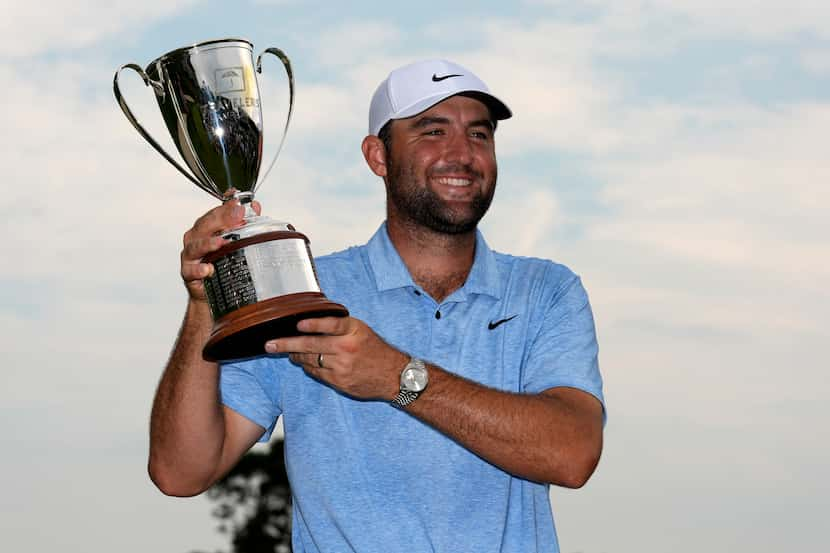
[435, 310, 441, 320]
[414, 290, 422, 296]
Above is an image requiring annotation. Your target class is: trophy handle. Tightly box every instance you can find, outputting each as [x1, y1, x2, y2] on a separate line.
[255, 48, 295, 192]
[113, 63, 206, 191]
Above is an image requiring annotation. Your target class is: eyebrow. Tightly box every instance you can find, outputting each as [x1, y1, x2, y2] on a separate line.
[409, 116, 495, 131]
[409, 116, 450, 129]
[470, 119, 495, 131]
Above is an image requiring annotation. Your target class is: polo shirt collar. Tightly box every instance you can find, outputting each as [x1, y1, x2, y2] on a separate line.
[463, 230, 502, 299]
[367, 223, 414, 291]
[366, 222, 502, 300]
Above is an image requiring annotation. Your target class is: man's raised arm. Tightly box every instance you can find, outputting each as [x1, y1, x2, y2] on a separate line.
[148, 199, 264, 496]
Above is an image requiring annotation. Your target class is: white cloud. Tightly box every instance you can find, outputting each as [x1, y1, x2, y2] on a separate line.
[1, 1, 202, 59]
[589, 101, 830, 279]
[653, 0, 830, 38]
[800, 48, 830, 75]
[481, 174, 565, 257]
[304, 21, 404, 69]
[531, 0, 830, 38]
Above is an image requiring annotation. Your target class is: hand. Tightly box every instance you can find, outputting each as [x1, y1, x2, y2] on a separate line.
[265, 317, 407, 401]
[180, 197, 261, 302]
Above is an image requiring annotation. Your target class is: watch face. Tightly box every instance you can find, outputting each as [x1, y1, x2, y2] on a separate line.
[402, 367, 428, 392]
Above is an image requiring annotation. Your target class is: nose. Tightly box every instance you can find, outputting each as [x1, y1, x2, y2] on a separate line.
[444, 130, 474, 166]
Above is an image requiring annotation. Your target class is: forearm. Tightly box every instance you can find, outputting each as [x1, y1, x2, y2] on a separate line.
[267, 316, 604, 487]
[405, 364, 603, 487]
[149, 299, 225, 495]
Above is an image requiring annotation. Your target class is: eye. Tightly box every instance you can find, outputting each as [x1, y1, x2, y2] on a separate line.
[424, 128, 445, 136]
[470, 130, 491, 140]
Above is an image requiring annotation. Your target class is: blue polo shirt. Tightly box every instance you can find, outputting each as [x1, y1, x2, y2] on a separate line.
[220, 223, 604, 553]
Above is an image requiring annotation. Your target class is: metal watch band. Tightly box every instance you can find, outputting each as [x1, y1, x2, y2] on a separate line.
[391, 389, 421, 409]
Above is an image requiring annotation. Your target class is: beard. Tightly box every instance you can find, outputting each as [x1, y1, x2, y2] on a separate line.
[385, 158, 496, 235]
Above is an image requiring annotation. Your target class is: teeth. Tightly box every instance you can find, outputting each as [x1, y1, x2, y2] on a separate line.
[435, 177, 471, 187]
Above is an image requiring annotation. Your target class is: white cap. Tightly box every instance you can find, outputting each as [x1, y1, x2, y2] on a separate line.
[368, 59, 512, 136]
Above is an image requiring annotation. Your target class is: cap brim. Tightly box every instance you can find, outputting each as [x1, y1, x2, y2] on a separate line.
[393, 90, 512, 124]
[457, 91, 512, 121]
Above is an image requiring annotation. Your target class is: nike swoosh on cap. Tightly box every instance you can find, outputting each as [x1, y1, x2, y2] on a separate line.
[432, 73, 463, 82]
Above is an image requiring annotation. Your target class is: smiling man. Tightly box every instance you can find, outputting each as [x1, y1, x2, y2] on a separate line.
[149, 59, 606, 553]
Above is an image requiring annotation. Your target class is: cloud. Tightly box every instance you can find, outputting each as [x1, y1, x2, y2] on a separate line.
[304, 21, 405, 69]
[530, 0, 830, 38]
[589, 101, 830, 285]
[0, 0, 201, 59]
[800, 47, 830, 75]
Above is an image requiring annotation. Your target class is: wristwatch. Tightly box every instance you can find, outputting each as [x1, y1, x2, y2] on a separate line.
[391, 357, 429, 408]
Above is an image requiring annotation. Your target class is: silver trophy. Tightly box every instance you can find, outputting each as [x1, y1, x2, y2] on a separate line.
[114, 38, 347, 361]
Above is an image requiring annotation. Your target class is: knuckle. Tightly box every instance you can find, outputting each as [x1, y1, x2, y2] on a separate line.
[181, 265, 201, 283]
[193, 205, 229, 234]
[340, 339, 359, 355]
[182, 241, 199, 261]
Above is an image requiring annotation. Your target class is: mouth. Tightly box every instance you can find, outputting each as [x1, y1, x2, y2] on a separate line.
[429, 175, 480, 204]
[433, 176, 473, 188]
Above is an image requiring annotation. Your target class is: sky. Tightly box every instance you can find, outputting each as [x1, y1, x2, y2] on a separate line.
[1, 1, 828, 551]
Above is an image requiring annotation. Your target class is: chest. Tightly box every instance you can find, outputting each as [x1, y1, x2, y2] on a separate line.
[347, 288, 535, 392]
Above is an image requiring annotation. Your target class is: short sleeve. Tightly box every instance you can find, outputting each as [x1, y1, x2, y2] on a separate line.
[522, 273, 605, 414]
[219, 355, 286, 442]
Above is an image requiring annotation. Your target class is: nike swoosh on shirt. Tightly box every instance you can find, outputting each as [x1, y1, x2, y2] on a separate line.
[432, 73, 463, 82]
[488, 315, 518, 330]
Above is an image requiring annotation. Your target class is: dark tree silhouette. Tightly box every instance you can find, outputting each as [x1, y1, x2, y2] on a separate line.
[192, 438, 292, 553]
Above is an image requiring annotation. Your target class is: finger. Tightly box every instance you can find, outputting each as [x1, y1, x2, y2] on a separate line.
[190, 201, 246, 238]
[182, 234, 229, 263]
[266, 334, 333, 354]
[289, 352, 332, 370]
[251, 200, 262, 216]
[182, 203, 243, 266]
[292, 358, 329, 387]
[297, 316, 352, 335]
[181, 260, 214, 283]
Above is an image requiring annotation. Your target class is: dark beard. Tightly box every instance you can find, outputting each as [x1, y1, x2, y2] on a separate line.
[386, 161, 495, 235]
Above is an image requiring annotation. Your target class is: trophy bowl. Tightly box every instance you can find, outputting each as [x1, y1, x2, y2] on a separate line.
[114, 38, 348, 361]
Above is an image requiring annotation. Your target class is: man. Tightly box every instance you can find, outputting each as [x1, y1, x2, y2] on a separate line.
[149, 59, 605, 552]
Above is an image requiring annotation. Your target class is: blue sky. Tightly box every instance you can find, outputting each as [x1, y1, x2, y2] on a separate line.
[2, 1, 828, 552]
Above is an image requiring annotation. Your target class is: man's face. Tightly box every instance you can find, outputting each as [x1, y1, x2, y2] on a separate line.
[384, 95, 498, 235]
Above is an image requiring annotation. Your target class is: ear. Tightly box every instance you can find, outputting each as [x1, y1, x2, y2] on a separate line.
[362, 135, 388, 178]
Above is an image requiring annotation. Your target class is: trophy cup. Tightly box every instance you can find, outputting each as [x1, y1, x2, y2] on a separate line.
[114, 38, 348, 361]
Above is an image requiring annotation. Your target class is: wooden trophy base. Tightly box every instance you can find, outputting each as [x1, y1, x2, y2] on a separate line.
[203, 291, 349, 361]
